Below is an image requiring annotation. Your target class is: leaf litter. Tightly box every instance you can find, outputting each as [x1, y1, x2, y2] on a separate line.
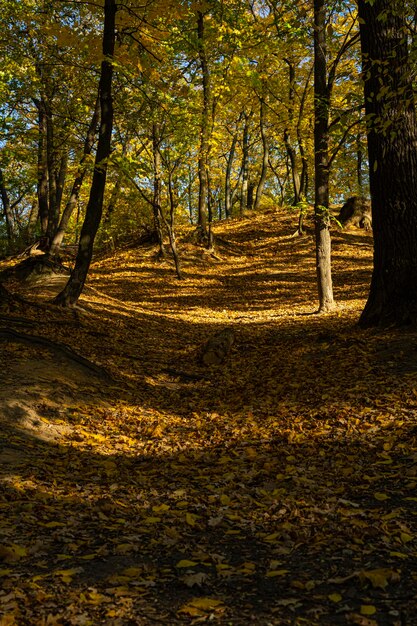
[0, 208, 417, 624]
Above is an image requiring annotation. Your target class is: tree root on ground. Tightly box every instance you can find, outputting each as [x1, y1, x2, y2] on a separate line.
[0, 327, 112, 381]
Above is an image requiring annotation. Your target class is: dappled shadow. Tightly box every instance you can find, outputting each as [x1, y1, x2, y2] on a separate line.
[5, 210, 416, 624]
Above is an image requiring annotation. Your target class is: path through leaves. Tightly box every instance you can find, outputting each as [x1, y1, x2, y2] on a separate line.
[1, 209, 417, 625]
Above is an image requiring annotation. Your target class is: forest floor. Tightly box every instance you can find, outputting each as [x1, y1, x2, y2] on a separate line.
[1, 207, 417, 626]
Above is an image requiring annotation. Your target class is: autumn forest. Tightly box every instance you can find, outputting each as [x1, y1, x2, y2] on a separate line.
[1, 1, 417, 624]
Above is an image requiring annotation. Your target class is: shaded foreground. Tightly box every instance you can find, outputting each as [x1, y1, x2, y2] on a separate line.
[1, 209, 417, 625]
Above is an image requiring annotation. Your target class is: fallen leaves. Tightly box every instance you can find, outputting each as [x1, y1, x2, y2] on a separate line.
[1, 210, 417, 623]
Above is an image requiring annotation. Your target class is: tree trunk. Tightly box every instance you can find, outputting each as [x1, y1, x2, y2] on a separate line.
[358, 0, 417, 326]
[45, 97, 58, 242]
[54, 0, 116, 307]
[0, 169, 17, 242]
[254, 94, 269, 211]
[50, 94, 101, 256]
[225, 130, 238, 219]
[35, 97, 49, 237]
[167, 169, 183, 279]
[196, 10, 210, 241]
[240, 112, 250, 215]
[152, 123, 166, 258]
[313, 0, 334, 312]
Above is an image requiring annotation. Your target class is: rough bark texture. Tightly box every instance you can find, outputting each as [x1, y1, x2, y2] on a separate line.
[313, 0, 334, 312]
[54, 0, 116, 307]
[358, 0, 417, 326]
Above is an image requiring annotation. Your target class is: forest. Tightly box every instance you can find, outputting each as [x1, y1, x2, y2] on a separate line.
[1, 0, 417, 624]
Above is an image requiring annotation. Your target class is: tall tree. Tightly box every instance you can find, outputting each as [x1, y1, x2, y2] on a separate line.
[54, 0, 116, 306]
[358, 0, 417, 326]
[313, 0, 334, 312]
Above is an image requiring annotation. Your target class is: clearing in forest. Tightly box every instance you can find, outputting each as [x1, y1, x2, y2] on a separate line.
[1, 208, 417, 625]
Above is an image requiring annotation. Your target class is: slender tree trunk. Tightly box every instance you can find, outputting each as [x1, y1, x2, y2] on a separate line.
[240, 113, 250, 215]
[152, 123, 166, 258]
[313, 0, 334, 312]
[27, 198, 39, 243]
[35, 98, 49, 237]
[167, 169, 182, 279]
[197, 11, 210, 241]
[50, 95, 100, 256]
[0, 169, 17, 242]
[254, 94, 269, 211]
[225, 131, 238, 219]
[358, 0, 417, 326]
[54, 0, 116, 307]
[284, 60, 302, 206]
[45, 98, 58, 242]
[356, 131, 364, 194]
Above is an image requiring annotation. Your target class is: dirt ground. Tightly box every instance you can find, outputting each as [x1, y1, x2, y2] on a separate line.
[1, 208, 417, 625]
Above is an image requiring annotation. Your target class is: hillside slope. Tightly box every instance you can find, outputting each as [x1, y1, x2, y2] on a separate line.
[1, 208, 416, 625]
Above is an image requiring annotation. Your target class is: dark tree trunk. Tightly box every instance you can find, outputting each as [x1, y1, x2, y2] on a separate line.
[197, 10, 210, 241]
[152, 123, 166, 259]
[283, 60, 302, 206]
[254, 94, 269, 211]
[0, 169, 17, 242]
[45, 98, 59, 241]
[35, 98, 49, 237]
[167, 169, 183, 279]
[54, 0, 116, 307]
[313, 0, 334, 312]
[358, 0, 417, 326]
[49, 95, 100, 256]
[225, 129, 239, 219]
[240, 112, 250, 215]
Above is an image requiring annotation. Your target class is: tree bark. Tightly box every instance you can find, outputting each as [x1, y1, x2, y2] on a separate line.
[152, 123, 166, 259]
[240, 112, 251, 215]
[54, 0, 116, 307]
[254, 93, 269, 211]
[34, 97, 49, 237]
[49, 95, 101, 256]
[313, 0, 334, 312]
[196, 10, 210, 241]
[0, 169, 17, 242]
[358, 0, 417, 326]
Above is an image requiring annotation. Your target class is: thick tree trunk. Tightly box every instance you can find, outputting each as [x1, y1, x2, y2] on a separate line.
[313, 0, 334, 312]
[358, 1, 417, 326]
[54, 0, 116, 307]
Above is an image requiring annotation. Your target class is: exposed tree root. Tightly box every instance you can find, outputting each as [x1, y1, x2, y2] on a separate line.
[0, 327, 112, 380]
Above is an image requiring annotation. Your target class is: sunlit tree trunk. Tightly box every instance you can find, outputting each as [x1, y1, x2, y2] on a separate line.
[313, 0, 334, 312]
[358, 0, 417, 326]
[54, 0, 116, 307]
